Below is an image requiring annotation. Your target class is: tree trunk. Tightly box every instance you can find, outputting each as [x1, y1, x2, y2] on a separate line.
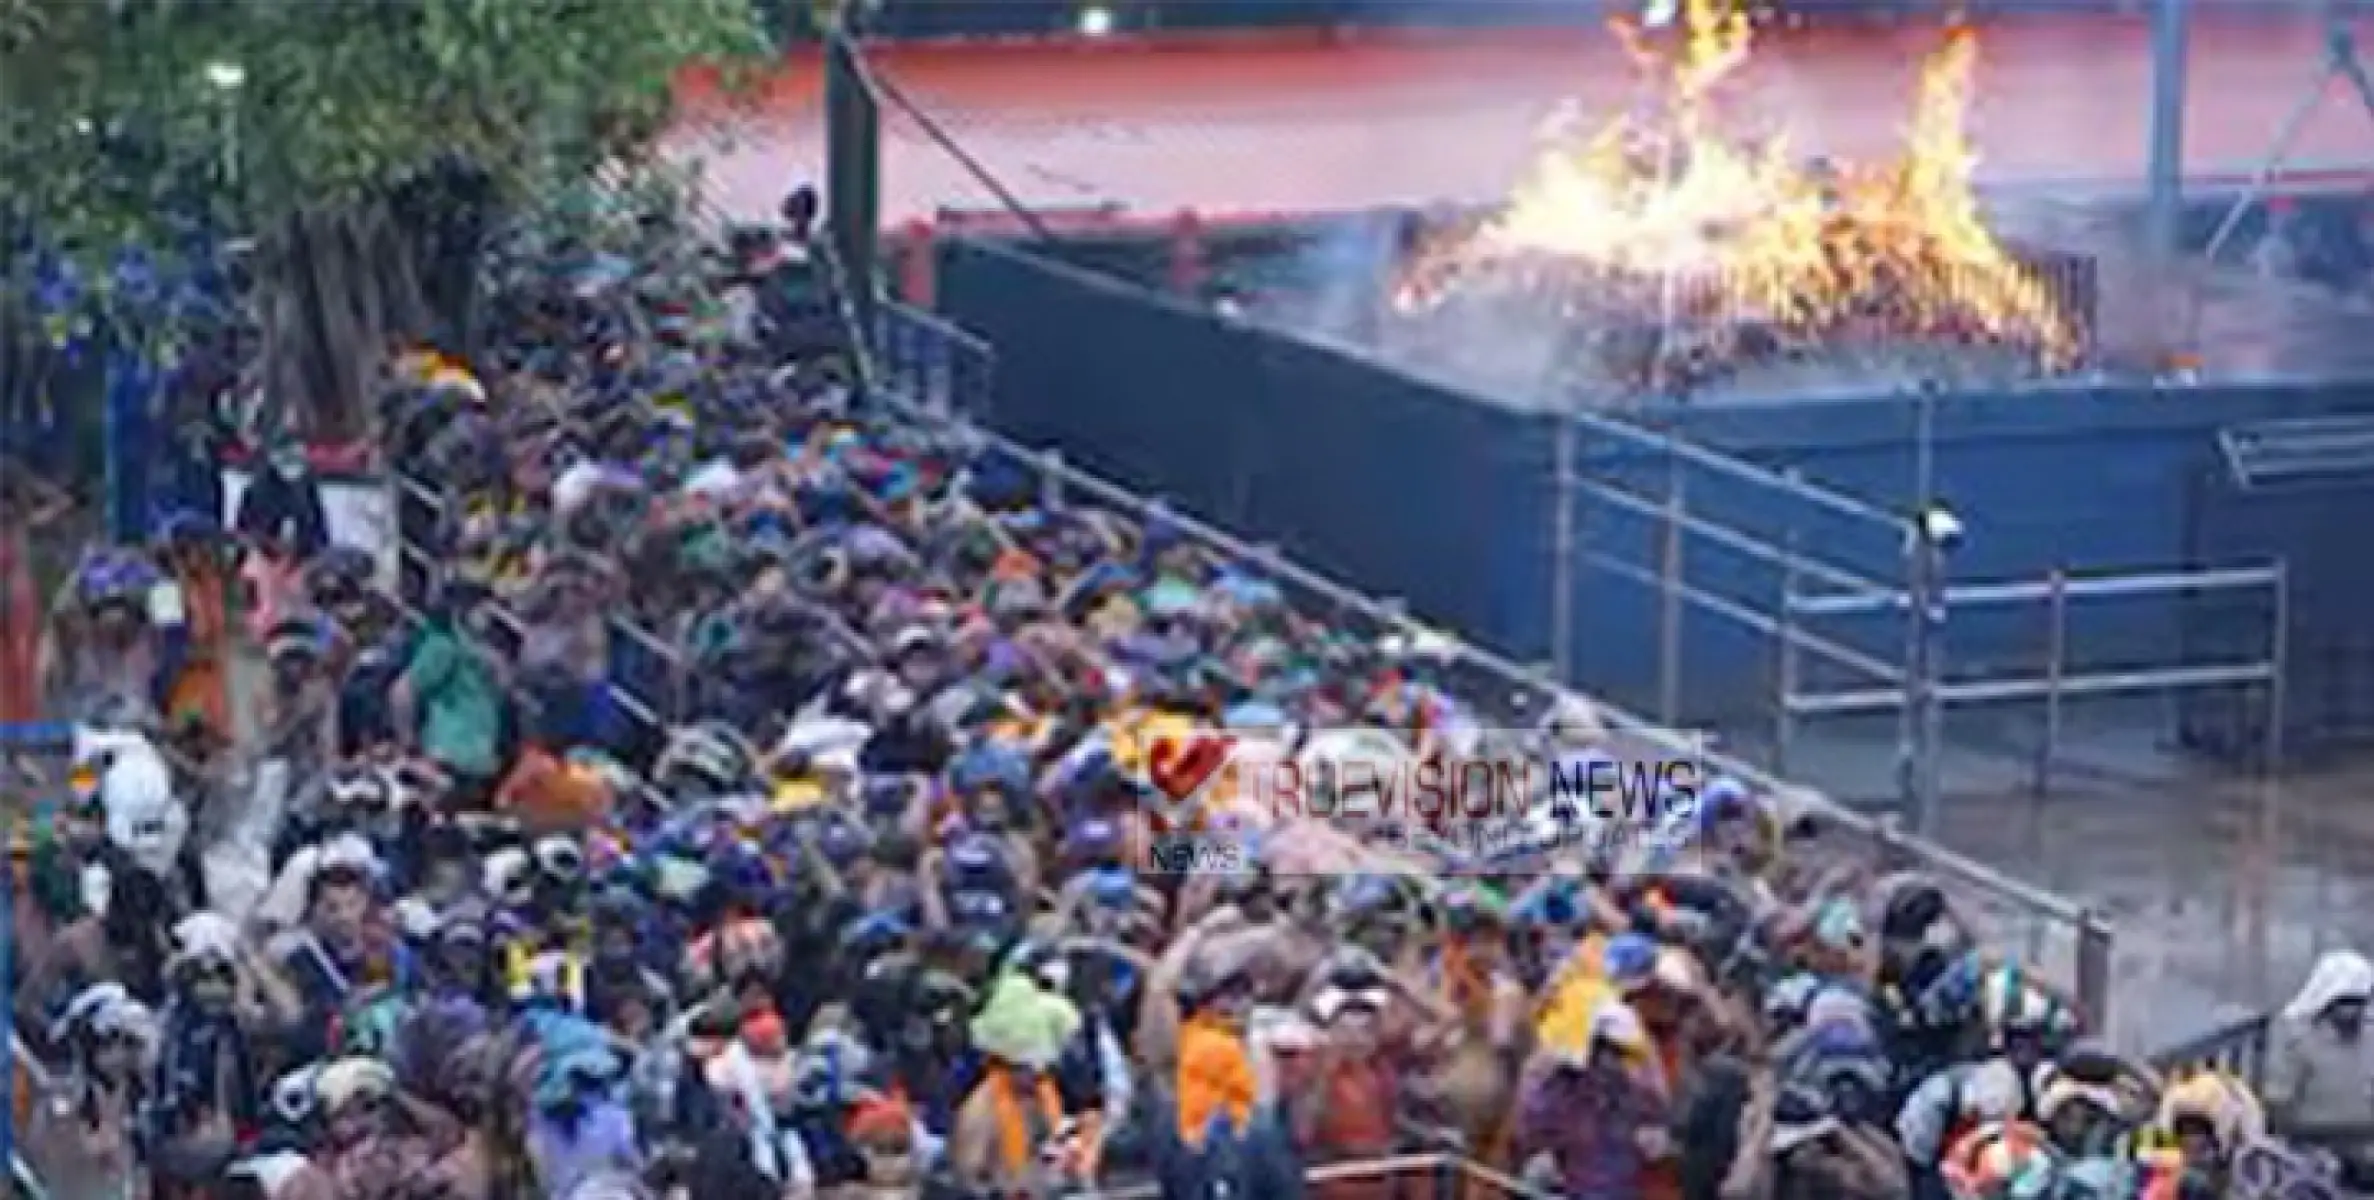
[258, 199, 433, 445]
[255, 156, 500, 442]
[389, 157, 497, 363]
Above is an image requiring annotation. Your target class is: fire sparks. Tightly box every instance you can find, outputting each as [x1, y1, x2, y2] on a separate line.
[1396, 0, 2079, 373]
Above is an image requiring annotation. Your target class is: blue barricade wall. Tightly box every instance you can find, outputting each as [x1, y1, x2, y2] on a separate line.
[1663, 386, 2371, 716]
[941, 239, 2374, 720]
[2188, 462, 2374, 757]
[942, 239, 1554, 659]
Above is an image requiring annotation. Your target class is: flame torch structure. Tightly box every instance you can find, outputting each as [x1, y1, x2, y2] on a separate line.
[1393, 0, 2086, 396]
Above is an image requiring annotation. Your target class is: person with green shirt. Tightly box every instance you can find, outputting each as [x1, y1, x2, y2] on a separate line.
[391, 595, 508, 808]
[26, 797, 108, 928]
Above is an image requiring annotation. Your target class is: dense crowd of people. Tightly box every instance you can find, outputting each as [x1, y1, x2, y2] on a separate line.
[9, 183, 2373, 1200]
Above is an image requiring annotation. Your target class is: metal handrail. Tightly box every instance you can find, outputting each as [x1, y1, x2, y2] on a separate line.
[2141, 1013, 2374, 1150]
[391, 476, 678, 739]
[393, 541, 669, 740]
[12, 1151, 48, 1200]
[2150, 1013, 2273, 1089]
[1100, 1150, 1553, 1200]
[10, 1034, 55, 1095]
[1787, 563, 2286, 614]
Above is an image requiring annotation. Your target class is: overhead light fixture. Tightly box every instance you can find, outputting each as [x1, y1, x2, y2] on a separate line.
[1078, 5, 1116, 36]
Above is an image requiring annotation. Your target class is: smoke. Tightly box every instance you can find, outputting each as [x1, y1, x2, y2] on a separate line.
[1232, 210, 1398, 341]
[1232, 205, 1580, 411]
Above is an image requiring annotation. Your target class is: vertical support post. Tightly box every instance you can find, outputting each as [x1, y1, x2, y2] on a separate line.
[2266, 558, 2290, 780]
[2076, 910, 2113, 1035]
[899, 219, 937, 308]
[2035, 567, 2068, 796]
[1040, 449, 1067, 513]
[1169, 209, 1208, 299]
[926, 317, 955, 417]
[825, 28, 882, 334]
[2145, 0, 2189, 266]
[969, 332, 998, 425]
[1916, 545, 1947, 836]
[1657, 448, 1687, 726]
[1550, 412, 1578, 684]
[2244, 566, 2280, 999]
[103, 346, 154, 544]
[1774, 473, 1803, 776]
[1902, 388, 1945, 835]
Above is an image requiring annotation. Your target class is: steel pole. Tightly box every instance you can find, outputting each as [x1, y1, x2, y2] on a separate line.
[1551, 412, 1578, 683]
[1775, 478, 1803, 777]
[1658, 450, 1687, 725]
[825, 28, 882, 333]
[2146, 0, 2190, 265]
[1902, 389, 1945, 835]
[1919, 542, 1947, 836]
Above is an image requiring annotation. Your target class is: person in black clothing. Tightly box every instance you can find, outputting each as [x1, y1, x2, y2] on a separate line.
[233, 440, 331, 563]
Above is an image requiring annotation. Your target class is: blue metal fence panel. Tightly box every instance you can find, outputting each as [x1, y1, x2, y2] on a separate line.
[939, 239, 1553, 659]
[1674, 386, 2372, 671]
[2184, 449, 2374, 759]
[937, 238, 2374, 723]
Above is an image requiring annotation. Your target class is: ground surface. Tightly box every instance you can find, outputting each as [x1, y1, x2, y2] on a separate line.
[694, 16, 2374, 221]
[682, 22, 2374, 1045]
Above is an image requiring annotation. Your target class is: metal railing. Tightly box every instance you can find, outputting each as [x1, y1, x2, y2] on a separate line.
[871, 301, 998, 421]
[8, 1034, 54, 1200]
[1102, 1151, 1550, 1200]
[862, 297, 2117, 1025]
[1779, 561, 2291, 790]
[388, 477, 680, 747]
[1557, 413, 1913, 728]
[2152, 1013, 2275, 1087]
[2221, 415, 2374, 491]
[2144, 1014, 2374, 1157]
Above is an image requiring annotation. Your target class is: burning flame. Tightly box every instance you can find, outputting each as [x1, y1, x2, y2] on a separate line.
[1398, 0, 2078, 370]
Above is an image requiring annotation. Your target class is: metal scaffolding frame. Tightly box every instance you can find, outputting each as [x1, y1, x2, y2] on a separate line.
[1778, 562, 2291, 792]
[1553, 404, 1971, 825]
[1557, 401, 2292, 836]
[2195, 0, 2374, 266]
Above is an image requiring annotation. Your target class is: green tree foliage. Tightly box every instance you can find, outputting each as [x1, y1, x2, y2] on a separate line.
[0, 0, 771, 439]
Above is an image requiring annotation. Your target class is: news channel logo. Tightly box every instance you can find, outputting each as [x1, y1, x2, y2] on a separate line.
[1136, 728, 1708, 876]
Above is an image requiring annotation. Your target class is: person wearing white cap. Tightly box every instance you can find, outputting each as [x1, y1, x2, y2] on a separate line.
[2267, 949, 2374, 1167]
[25, 983, 155, 1200]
